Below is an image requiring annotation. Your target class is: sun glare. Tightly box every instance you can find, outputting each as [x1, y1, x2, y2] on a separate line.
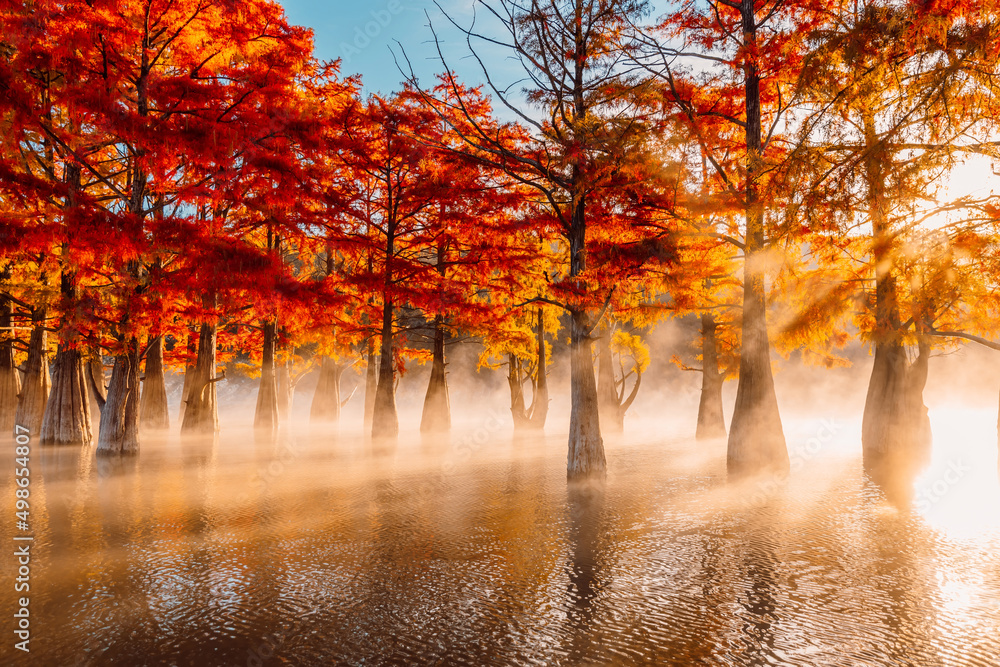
[914, 406, 1000, 538]
[921, 154, 999, 231]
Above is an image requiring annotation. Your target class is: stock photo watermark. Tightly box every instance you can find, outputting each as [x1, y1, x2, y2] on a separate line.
[415, 408, 509, 498]
[235, 437, 302, 507]
[913, 459, 971, 513]
[742, 418, 842, 507]
[12, 424, 33, 653]
[338, 0, 405, 65]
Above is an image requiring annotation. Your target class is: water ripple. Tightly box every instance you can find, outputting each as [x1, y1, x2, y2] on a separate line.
[2, 427, 999, 665]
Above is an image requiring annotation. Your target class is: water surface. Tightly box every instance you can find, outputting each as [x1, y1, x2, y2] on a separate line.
[3, 412, 1000, 666]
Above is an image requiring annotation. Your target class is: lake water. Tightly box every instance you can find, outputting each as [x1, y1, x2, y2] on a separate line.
[3, 409, 1000, 666]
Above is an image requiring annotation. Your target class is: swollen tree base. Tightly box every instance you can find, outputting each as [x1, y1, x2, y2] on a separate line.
[508, 355, 532, 431]
[727, 385, 787, 476]
[696, 377, 727, 440]
[0, 363, 18, 435]
[371, 298, 398, 439]
[40, 347, 93, 446]
[139, 336, 170, 431]
[14, 324, 51, 434]
[420, 321, 450, 434]
[861, 341, 931, 471]
[363, 344, 377, 433]
[0, 295, 19, 434]
[420, 381, 450, 433]
[276, 359, 292, 421]
[254, 368, 279, 432]
[178, 332, 196, 423]
[254, 321, 279, 432]
[696, 313, 727, 440]
[181, 320, 220, 434]
[727, 287, 788, 475]
[310, 356, 346, 425]
[371, 379, 398, 438]
[96, 345, 141, 456]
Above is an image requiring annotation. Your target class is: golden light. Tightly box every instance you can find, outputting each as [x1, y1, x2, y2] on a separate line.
[913, 406, 1000, 538]
[921, 154, 998, 231]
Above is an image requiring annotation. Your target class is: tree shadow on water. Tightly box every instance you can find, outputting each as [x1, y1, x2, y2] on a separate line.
[735, 537, 779, 667]
[864, 445, 931, 510]
[564, 479, 607, 664]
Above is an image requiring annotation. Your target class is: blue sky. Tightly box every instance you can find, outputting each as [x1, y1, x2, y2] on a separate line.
[277, 0, 504, 97]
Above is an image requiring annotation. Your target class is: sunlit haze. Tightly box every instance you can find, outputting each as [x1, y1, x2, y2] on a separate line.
[3, 1, 1000, 665]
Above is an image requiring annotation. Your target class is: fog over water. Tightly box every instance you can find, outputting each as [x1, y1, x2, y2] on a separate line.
[3, 337, 1000, 666]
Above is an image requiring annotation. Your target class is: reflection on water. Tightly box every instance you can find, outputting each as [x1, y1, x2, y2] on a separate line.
[566, 483, 604, 663]
[3, 413, 1000, 666]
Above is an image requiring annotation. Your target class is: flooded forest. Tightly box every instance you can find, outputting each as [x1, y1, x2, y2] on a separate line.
[3, 0, 1000, 665]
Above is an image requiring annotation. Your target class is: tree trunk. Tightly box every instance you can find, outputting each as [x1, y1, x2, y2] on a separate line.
[616, 371, 641, 432]
[40, 345, 92, 446]
[372, 218, 399, 439]
[0, 293, 20, 435]
[567, 306, 604, 479]
[254, 321, 279, 432]
[697, 312, 727, 439]
[181, 307, 219, 433]
[861, 107, 902, 461]
[40, 168, 92, 446]
[863, 342, 909, 457]
[98, 85, 148, 456]
[529, 308, 549, 430]
[371, 296, 398, 438]
[14, 313, 50, 434]
[364, 339, 377, 432]
[562, 17, 606, 479]
[178, 331, 196, 423]
[906, 339, 932, 458]
[310, 355, 344, 424]
[863, 341, 932, 464]
[596, 325, 622, 434]
[86, 352, 106, 429]
[859, 111, 930, 466]
[276, 354, 292, 421]
[508, 355, 530, 430]
[727, 268, 786, 472]
[727, 1, 788, 474]
[565, 154, 605, 479]
[420, 315, 451, 433]
[96, 339, 140, 455]
[139, 336, 169, 431]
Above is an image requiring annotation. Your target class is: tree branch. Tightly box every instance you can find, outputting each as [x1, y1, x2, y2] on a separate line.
[929, 330, 1000, 352]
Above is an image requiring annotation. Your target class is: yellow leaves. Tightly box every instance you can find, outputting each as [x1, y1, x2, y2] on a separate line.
[232, 360, 262, 379]
[406, 348, 433, 366]
[611, 329, 649, 374]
